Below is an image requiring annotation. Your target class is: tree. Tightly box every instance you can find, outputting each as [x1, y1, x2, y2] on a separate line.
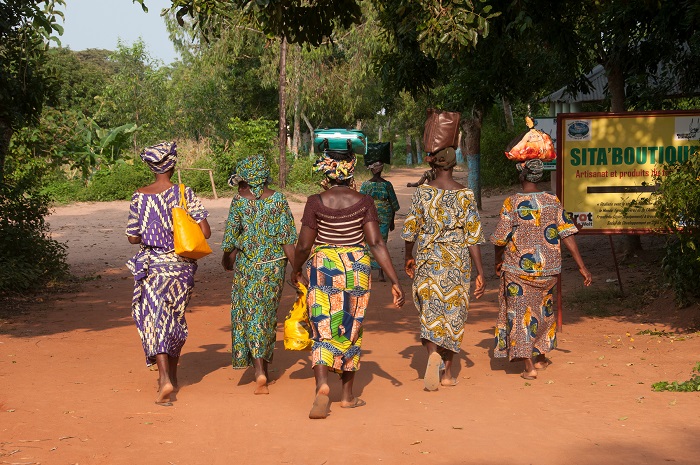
[165, 0, 365, 187]
[0, 0, 65, 183]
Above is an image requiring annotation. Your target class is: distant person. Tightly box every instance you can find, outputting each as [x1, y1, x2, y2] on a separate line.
[401, 147, 485, 391]
[406, 167, 436, 188]
[221, 154, 297, 395]
[292, 148, 405, 419]
[360, 161, 400, 281]
[126, 142, 211, 406]
[491, 158, 592, 380]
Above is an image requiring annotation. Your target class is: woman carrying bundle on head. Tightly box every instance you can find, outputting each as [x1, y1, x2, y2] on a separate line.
[491, 122, 592, 380]
[401, 146, 486, 391]
[292, 146, 405, 419]
[126, 142, 211, 406]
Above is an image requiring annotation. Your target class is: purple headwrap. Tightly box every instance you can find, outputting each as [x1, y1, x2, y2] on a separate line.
[141, 142, 177, 174]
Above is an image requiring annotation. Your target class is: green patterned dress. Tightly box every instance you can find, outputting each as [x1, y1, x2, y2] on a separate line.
[360, 180, 400, 269]
[222, 191, 298, 368]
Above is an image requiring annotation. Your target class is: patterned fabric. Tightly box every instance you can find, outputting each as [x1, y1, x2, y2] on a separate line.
[401, 186, 484, 353]
[489, 192, 578, 276]
[305, 245, 371, 373]
[222, 191, 298, 368]
[494, 273, 558, 360]
[141, 142, 177, 174]
[227, 154, 271, 199]
[516, 159, 545, 183]
[360, 180, 400, 269]
[125, 184, 209, 366]
[301, 194, 379, 246]
[313, 152, 357, 181]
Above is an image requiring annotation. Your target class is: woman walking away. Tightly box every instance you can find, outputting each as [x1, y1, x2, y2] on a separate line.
[221, 154, 297, 395]
[126, 142, 211, 406]
[292, 149, 405, 420]
[402, 147, 485, 391]
[491, 158, 592, 380]
[360, 161, 400, 281]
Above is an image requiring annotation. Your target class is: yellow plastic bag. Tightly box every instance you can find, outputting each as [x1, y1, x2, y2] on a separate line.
[284, 282, 312, 351]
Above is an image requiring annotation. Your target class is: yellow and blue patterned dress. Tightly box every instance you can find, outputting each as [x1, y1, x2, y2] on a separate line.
[222, 191, 298, 368]
[490, 191, 578, 361]
[401, 186, 484, 353]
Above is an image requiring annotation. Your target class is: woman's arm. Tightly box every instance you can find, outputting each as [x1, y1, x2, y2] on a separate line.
[221, 249, 238, 271]
[282, 243, 295, 266]
[365, 221, 405, 308]
[127, 236, 141, 244]
[199, 218, 211, 239]
[468, 244, 485, 299]
[404, 240, 416, 279]
[292, 225, 317, 286]
[562, 235, 592, 286]
[494, 245, 505, 277]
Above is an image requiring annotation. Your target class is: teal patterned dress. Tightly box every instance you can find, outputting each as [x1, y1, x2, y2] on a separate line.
[222, 191, 298, 368]
[360, 180, 400, 269]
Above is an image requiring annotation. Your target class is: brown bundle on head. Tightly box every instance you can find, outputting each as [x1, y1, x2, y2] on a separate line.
[505, 116, 556, 162]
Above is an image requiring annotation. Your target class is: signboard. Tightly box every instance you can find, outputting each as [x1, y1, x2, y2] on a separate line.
[533, 117, 557, 171]
[557, 111, 700, 234]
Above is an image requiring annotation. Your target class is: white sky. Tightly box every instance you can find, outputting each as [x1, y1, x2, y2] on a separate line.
[60, 0, 178, 65]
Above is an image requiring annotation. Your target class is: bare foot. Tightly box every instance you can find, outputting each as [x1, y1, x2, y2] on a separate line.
[309, 384, 330, 419]
[156, 380, 174, 405]
[440, 377, 459, 386]
[520, 370, 537, 380]
[340, 397, 366, 408]
[254, 374, 269, 395]
[534, 357, 551, 370]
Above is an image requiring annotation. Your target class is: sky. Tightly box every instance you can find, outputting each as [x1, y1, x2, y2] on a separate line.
[60, 0, 178, 65]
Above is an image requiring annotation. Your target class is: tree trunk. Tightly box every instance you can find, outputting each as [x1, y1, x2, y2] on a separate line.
[502, 97, 514, 131]
[461, 106, 484, 209]
[405, 134, 413, 165]
[607, 62, 626, 113]
[0, 118, 13, 184]
[302, 112, 314, 158]
[292, 94, 301, 159]
[606, 61, 642, 254]
[278, 36, 288, 188]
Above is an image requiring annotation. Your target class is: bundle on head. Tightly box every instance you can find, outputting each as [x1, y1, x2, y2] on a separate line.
[505, 116, 556, 162]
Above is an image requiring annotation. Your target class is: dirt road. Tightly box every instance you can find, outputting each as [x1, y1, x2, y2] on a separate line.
[1, 167, 698, 465]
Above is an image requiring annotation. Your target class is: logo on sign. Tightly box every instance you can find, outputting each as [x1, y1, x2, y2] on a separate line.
[566, 120, 591, 141]
[568, 211, 594, 229]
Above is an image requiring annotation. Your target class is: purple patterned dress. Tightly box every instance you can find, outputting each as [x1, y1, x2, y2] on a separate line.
[126, 184, 209, 367]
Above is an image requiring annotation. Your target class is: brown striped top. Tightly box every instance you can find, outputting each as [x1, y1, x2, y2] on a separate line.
[301, 193, 379, 245]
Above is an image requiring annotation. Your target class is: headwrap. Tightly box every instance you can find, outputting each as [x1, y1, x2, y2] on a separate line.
[426, 147, 457, 170]
[227, 154, 271, 199]
[368, 161, 384, 175]
[141, 141, 177, 174]
[313, 151, 357, 190]
[517, 159, 545, 183]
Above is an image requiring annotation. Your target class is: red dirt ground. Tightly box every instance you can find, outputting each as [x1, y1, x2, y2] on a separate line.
[1, 166, 699, 465]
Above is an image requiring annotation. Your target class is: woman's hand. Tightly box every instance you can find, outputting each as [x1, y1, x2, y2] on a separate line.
[221, 251, 236, 271]
[579, 266, 592, 286]
[494, 261, 503, 277]
[405, 258, 416, 279]
[291, 270, 308, 288]
[391, 283, 405, 308]
[472, 274, 485, 300]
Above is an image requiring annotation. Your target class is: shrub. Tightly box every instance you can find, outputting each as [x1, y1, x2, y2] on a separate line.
[0, 184, 69, 294]
[82, 161, 153, 201]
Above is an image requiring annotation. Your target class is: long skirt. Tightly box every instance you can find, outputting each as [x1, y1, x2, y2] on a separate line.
[305, 245, 371, 373]
[129, 250, 196, 367]
[413, 252, 472, 354]
[494, 272, 558, 360]
[230, 259, 287, 368]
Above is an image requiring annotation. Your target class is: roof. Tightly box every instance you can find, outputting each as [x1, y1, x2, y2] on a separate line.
[540, 65, 607, 103]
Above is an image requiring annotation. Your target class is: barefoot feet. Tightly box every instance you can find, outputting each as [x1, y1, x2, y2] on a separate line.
[309, 384, 330, 419]
[155, 380, 174, 406]
[254, 374, 269, 395]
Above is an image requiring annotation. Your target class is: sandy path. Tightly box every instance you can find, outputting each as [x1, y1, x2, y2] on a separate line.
[1, 167, 698, 465]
